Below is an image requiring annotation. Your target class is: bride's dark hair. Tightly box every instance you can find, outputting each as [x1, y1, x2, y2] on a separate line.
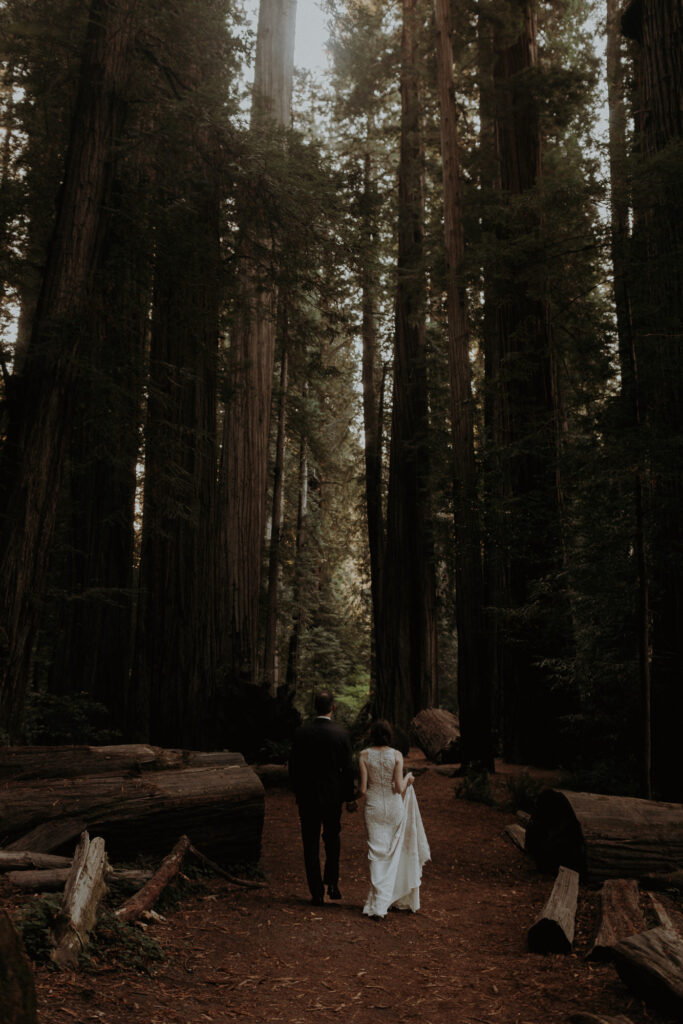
[369, 719, 393, 747]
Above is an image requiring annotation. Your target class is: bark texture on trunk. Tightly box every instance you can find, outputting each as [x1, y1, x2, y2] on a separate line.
[0, 0, 139, 739]
[434, 0, 490, 769]
[622, 0, 683, 801]
[217, 0, 297, 686]
[377, 0, 438, 730]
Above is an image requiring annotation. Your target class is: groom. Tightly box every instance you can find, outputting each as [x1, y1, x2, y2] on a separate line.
[288, 690, 357, 906]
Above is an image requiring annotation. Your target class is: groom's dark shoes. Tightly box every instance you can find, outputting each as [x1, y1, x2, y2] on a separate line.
[327, 886, 342, 900]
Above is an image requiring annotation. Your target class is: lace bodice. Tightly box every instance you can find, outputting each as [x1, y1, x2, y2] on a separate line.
[365, 746, 397, 794]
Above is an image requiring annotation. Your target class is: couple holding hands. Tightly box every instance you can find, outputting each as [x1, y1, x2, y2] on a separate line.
[288, 691, 430, 918]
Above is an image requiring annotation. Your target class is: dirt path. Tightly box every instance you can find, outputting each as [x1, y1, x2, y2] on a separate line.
[27, 764, 680, 1024]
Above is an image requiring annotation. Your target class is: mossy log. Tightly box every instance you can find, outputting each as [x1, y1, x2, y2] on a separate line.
[525, 789, 683, 881]
[410, 708, 461, 763]
[586, 879, 647, 961]
[0, 748, 264, 867]
[611, 925, 683, 1017]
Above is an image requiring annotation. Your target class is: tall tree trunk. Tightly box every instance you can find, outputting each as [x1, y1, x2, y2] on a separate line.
[488, 0, 573, 765]
[360, 145, 385, 691]
[377, 0, 438, 731]
[263, 335, 288, 696]
[133, 166, 220, 748]
[434, 0, 491, 769]
[606, 0, 652, 798]
[622, 0, 683, 800]
[285, 431, 309, 698]
[217, 0, 297, 686]
[0, 0, 139, 739]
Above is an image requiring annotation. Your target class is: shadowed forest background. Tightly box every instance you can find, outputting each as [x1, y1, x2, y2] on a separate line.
[0, 0, 680, 800]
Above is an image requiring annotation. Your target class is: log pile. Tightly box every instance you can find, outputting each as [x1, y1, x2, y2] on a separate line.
[525, 788, 683, 881]
[410, 708, 461, 763]
[0, 744, 264, 866]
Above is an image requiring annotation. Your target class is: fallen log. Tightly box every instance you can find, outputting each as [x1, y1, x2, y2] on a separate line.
[528, 865, 579, 954]
[116, 835, 191, 923]
[611, 925, 683, 1017]
[586, 879, 647, 962]
[7, 866, 153, 892]
[648, 893, 677, 934]
[410, 708, 460, 764]
[0, 744, 244, 781]
[525, 789, 683, 881]
[0, 754, 264, 867]
[0, 910, 38, 1024]
[504, 823, 526, 852]
[51, 832, 108, 970]
[0, 851, 72, 871]
[641, 868, 683, 893]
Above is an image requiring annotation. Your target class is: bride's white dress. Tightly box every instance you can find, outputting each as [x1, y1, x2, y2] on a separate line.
[362, 746, 430, 918]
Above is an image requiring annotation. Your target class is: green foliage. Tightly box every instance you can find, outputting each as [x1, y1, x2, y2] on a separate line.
[84, 910, 165, 974]
[455, 769, 494, 806]
[21, 689, 121, 745]
[14, 895, 62, 963]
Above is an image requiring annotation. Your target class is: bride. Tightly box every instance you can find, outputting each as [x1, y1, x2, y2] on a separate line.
[358, 719, 430, 919]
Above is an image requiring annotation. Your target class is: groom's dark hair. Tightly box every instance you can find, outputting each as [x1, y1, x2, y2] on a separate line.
[314, 690, 334, 715]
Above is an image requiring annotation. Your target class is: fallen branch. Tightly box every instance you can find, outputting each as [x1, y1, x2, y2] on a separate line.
[115, 834, 191, 923]
[7, 866, 152, 892]
[188, 842, 265, 888]
[50, 832, 108, 969]
[528, 865, 579, 954]
[0, 851, 72, 871]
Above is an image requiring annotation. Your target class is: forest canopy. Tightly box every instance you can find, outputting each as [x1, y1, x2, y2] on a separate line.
[0, 0, 680, 801]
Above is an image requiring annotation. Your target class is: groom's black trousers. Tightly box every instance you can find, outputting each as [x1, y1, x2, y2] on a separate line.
[298, 802, 342, 900]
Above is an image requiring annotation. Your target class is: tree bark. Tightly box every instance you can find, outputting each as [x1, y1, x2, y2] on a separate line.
[217, 0, 297, 686]
[410, 707, 461, 763]
[434, 0, 490, 770]
[0, 910, 38, 1024]
[527, 865, 579, 954]
[0, 759, 264, 867]
[0, 0, 140, 739]
[612, 925, 683, 1018]
[486, 0, 574, 766]
[263, 341, 289, 695]
[586, 878, 647, 961]
[377, 0, 438, 730]
[621, 0, 683, 802]
[526, 788, 683, 880]
[0, 744, 244, 781]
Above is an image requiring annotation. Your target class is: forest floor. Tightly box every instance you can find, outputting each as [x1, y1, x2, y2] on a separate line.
[5, 752, 682, 1024]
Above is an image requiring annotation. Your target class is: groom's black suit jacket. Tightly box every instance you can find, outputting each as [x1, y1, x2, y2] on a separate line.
[288, 717, 356, 811]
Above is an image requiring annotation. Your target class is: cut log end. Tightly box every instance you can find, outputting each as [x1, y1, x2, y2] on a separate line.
[528, 865, 579, 955]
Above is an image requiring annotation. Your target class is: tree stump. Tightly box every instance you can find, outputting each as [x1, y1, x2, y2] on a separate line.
[50, 832, 108, 969]
[525, 788, 683, 881]
[586, 878, 647, 961]
[0, 910, 38, 1024]
[528, 865, 579, 954]
[611, 925, 683, 1017]
[410, 708, 460, 763]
